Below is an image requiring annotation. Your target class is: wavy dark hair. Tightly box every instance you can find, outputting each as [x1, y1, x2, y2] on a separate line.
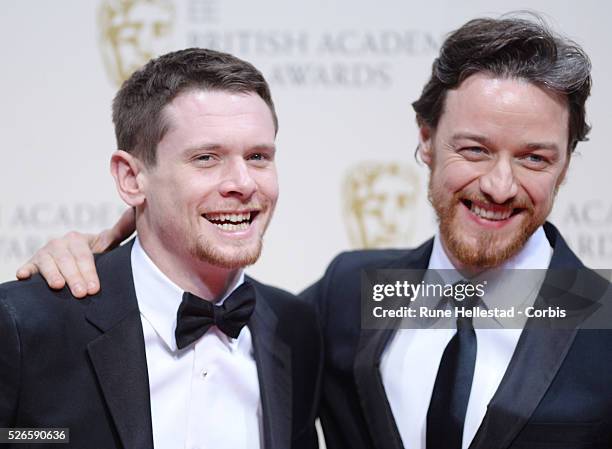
[412, 14, 591, 153]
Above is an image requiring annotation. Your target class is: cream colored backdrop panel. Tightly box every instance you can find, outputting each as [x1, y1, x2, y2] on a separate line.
[2, 0, 611, 295]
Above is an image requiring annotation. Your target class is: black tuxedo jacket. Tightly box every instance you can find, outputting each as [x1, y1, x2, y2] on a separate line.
[302, 222, 612, 449]
[0, 240, 322, 449]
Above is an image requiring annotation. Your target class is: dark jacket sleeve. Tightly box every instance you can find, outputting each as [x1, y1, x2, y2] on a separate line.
[0, 292, 21, 426]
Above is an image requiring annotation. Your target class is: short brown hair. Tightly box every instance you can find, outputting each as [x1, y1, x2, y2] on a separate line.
[412, 14, 591, 153]
[112, 48, 278, 165]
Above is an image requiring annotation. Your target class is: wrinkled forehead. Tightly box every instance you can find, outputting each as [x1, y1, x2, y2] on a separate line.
[439, 74, 570, 143]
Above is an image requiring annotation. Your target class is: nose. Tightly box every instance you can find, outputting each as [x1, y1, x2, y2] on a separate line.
[218, 158, 257, 199]
[479, 156, 518, 204]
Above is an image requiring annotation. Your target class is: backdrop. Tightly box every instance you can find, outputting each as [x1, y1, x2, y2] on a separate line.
[2, 0, 611, 294]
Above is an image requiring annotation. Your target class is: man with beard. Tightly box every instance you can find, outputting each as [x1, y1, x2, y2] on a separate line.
[15, 15, 612, 449]
[1, 48, 321, 449]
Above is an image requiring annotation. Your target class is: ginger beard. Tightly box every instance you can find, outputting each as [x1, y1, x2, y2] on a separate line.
[190, 232, 263, 269]
[428, 170, 553, 268]
[189, 202, 275, 270]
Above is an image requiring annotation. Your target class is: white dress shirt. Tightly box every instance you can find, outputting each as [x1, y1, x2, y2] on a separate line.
[381, 226, 553, 449]
[131, 238, 262, 449]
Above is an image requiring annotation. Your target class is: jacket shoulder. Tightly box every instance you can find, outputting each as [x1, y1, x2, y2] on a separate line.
[0, 243, 132, 328]
[326, 248, 415, 273]
[248, 276, 317, 320]
[299, 241, 432, 330]
[308, 245, 429, 297]
[0, 275, 85, 312]
[0, 277, 94, 344]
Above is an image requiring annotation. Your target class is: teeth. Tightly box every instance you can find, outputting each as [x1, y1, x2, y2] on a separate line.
[212, 222, 250, 232]
[204, 212, 252, 223]
[470, 204, 512, 221]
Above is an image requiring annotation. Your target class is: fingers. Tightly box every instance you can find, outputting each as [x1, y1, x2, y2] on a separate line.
[47, 235, 93, 298]
[91, 208, 135, 253]
[13, 210, 135, 298]
[15, 233, 100, 299]
[18, 250, 67, 291]
[67, 233, 101, 296]
[16, 262, 42, 281]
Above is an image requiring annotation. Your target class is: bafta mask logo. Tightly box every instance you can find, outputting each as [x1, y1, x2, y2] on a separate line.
[343, 162, 420, 248]
[98, 0, 175, 86]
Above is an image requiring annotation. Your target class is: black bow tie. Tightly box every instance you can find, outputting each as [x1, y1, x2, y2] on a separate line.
[175, 281, 256, 349]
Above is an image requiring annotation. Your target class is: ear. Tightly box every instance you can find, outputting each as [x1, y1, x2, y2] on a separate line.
[110, 150, 147, 207]
[418, 121, 435, 167]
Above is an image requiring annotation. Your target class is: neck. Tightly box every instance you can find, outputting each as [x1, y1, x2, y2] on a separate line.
[136, 232, 241, 301]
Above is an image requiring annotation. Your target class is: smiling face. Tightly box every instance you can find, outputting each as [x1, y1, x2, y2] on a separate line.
[137, 89, 278, 272]
[420, 73, 570, 270]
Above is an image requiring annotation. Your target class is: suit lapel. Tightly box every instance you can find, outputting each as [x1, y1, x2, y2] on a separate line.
[469, 326, 577, 449]
[469, 223, 592, 449]
[248, 278, 292, 449]
[354, 240, 434, 449]
[85, 241, 154, 449]
[354, 326, 404, 449]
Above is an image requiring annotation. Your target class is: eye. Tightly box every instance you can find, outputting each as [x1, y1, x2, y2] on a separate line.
[520, 153, 550, 169]
[192, 153, 218, 167]
[466, 147, 485, 154]
[460, 147, 489, 161]
[526, 154, 544, 163]
[247, 151, 274, 166]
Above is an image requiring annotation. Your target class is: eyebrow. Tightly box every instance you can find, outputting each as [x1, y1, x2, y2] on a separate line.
[184, 143, 277, 155]
[250, 144, 277, 154]
[451, 133, 561, 153]
[451, 133, 493, 147]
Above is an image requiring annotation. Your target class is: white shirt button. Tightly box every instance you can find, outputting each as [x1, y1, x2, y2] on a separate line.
[201, 369, 208, 379]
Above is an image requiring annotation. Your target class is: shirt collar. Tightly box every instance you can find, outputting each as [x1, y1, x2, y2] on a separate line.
[426, 226, 553, 328]
[131, 237, 245, 352]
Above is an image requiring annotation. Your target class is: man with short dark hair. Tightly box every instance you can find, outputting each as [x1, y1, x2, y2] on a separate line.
[15, 14, 612, 449]
[0, 48, 321, 449]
